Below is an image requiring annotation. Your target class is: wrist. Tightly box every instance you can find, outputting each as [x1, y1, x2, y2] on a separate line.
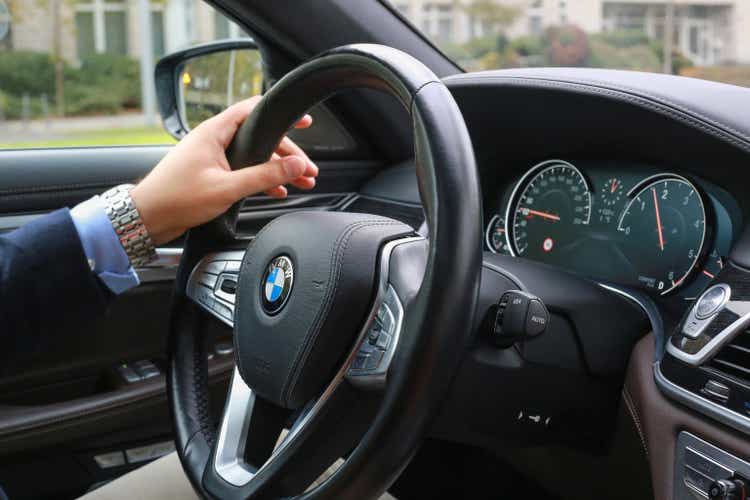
[130, 184, 181, 246]
[101, 184, 157, 266]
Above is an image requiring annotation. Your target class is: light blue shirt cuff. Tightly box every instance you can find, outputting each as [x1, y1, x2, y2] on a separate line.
[70, 195, 140, 295]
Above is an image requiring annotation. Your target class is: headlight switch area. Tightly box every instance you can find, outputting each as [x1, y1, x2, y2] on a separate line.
[490, 290, 549, 348]
[431, 253, 650, 456]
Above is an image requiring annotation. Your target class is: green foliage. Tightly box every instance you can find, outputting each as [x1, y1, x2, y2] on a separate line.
[511, 35, 546, 57]
[66, 54, 141, 111]
[587, 37, 661, 71]
[0, 50, 56, 96]
[598, 29, 650, 48]
[0, 51, 141, 118]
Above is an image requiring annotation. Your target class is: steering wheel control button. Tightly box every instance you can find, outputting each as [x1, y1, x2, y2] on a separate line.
[187, 251, 246, 328]
[199, 273, 218, 289]
[348, 284, 404, 388]
[696, 284, 731, 319]
[492, 291, 549, 347]
[261, 255, 294, 315]
[205, 260, 226, 275]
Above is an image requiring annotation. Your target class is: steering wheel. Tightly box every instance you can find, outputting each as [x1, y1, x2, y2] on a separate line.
[168, 44, 482, 499]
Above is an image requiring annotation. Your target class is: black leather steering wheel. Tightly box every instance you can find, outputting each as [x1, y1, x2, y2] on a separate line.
[168, 44, 482, 499]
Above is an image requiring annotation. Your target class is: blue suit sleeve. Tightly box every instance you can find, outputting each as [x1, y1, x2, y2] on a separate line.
[70, 196, 140, 294]
[0, 209, 112, 374]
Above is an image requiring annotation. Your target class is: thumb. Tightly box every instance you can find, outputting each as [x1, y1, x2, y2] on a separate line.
[226, 155, 306, 199]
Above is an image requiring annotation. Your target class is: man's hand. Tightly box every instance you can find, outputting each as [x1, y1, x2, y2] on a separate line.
[131, 96, 318, 245]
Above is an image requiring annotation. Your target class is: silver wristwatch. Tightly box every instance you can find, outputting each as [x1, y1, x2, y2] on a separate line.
[101, 184, 156, 267]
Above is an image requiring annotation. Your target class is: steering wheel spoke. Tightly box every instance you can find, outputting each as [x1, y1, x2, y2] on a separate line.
[185, 250, 245, 327]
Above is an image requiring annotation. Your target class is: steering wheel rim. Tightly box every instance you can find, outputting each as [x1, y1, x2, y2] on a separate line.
[168, 44, 482, 499]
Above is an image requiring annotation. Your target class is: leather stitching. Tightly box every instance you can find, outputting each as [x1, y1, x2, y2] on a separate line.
[450, 75, 750, 153]
[623, 387, 649, 460]
[281, 218, 406, 406]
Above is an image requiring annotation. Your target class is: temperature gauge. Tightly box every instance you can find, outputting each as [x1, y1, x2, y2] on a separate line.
[485, 215, 510, 254]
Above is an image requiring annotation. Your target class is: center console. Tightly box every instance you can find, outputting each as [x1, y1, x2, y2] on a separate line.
[657, 230, 750, 499]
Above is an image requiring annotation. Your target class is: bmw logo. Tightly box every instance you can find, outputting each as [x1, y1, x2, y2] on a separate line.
[261, 255, 294, 314]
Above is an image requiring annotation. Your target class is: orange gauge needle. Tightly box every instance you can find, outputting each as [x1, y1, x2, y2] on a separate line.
[525, 209, 560, 221]
[610, 180, 619, 193]
[651, 187, 665, 251]
[703, 270, 715, 279]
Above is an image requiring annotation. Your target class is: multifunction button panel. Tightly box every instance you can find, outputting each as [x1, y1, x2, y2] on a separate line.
[675, 432, 750, 500]
[187, 251, 244, 327]
[347, 284, 404, 388]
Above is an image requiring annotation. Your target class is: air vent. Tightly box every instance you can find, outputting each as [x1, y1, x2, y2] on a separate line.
[345, 196, 424, 230]
[708, 326, 750, 384]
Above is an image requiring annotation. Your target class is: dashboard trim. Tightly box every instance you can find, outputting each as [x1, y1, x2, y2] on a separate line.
[654, 360, 750, 437]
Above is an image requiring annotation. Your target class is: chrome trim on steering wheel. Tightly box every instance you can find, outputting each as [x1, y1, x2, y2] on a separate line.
[211, 236, 423, 487]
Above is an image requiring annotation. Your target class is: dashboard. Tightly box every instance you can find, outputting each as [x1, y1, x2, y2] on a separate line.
[484, 159, 738, 300]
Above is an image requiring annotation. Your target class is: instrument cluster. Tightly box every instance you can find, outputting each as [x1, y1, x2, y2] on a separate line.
[485, 159, 734, 297]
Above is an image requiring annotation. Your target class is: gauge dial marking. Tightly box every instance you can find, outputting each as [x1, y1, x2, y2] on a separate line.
[508, 160, 591, 258]
[617, 176, 707, 295]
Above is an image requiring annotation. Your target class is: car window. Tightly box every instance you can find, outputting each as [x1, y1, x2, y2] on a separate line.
[391, 0, 750, 88]
[0, 0, 246, 149]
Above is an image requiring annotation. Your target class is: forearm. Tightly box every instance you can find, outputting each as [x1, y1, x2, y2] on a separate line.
[0, 209, 112, 373]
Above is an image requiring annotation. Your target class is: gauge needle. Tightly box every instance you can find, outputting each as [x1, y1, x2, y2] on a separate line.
[651, 187, 665, 251]
[610, 180, 619, 193]
[525, 209, 560, 221]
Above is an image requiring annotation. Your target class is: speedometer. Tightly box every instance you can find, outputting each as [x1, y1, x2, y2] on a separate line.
[617, 175, 707, 295]
[508, 160, 592, 259]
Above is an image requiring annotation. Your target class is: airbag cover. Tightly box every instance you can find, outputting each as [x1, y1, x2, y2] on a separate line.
[234, 211, 412, 408]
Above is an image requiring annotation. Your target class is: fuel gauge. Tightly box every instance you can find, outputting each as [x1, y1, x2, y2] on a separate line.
[486, 215, 511, 254]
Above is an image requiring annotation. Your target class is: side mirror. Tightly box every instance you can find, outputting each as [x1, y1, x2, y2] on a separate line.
[155, 39, 261, 139]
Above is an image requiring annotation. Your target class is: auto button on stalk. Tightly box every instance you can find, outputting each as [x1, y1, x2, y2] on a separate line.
[492, 290, 549, 347]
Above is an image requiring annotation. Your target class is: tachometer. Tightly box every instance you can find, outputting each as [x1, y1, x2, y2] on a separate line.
[617, 175, 707, 295]
[508, 160, 592, 259]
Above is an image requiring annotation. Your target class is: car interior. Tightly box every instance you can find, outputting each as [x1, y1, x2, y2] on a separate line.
[3, 1, 750, 499]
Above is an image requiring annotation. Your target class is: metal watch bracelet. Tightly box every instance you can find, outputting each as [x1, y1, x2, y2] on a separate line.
[101, 184, 157, 268]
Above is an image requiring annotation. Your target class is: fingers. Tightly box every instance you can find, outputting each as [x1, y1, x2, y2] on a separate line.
[265, 185, 288, 198]
[294, 114, 313, 129]
[227, 155, 308, 199]
[208, 96, 262, 147]
[276, 136, 318, 176]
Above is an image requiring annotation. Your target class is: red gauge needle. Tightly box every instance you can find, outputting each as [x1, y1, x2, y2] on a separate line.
[703, 270, 715, 279]
[610, 180, 619, 193]
[525, 209, 560, 221]
[652, 187, 665, 251]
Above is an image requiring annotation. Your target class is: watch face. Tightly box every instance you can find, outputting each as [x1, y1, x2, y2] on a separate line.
[261, 255, 294, 315]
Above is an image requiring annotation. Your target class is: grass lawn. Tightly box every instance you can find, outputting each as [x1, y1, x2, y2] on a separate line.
[0, 126, 177, 149]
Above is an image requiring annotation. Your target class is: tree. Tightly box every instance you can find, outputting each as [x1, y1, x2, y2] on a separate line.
[460, 0, 520, 33]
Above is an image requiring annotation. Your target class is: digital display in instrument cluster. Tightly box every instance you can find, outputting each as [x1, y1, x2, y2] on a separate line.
[485, 159, 733, 297]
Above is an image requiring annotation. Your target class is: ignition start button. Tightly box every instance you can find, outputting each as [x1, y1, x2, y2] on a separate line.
[695, 284, 730, 319]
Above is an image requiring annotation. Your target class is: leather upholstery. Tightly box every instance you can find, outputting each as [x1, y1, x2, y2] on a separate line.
[626, 335, 750, 500]
[233, 211, 412, 408]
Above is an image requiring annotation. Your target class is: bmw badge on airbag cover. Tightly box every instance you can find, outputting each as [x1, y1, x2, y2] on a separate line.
[261, 255, 294, 315]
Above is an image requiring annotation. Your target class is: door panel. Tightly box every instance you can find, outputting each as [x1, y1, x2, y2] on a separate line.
[0, 144, 382, 499]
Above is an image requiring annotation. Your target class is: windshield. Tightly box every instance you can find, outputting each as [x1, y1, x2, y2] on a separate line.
[390, 0, 750, 88]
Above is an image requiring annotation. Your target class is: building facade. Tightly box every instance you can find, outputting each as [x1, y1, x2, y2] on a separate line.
[0, 0, 241, 63]
[394, 0, 750, 66]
